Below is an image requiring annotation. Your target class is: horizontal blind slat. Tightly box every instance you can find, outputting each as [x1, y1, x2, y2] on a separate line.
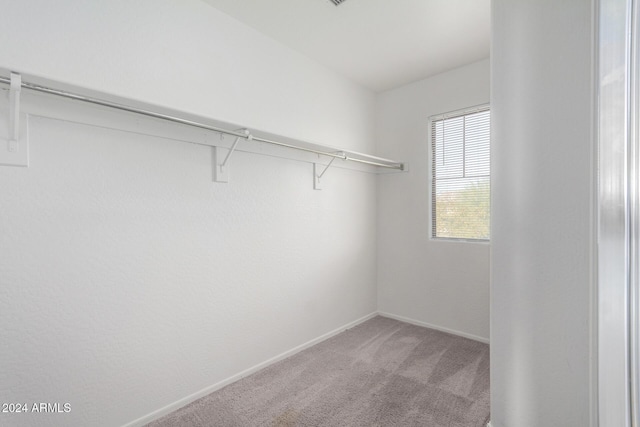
[431, 107, 490, 240]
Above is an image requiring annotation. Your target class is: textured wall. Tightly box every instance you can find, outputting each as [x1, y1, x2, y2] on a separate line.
[491, 0, 595, 426]
[0, 1, 378, 426]
[376, 59, 491, 342]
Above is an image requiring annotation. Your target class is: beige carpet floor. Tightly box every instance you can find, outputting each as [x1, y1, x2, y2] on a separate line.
[148, 316, 490, 427]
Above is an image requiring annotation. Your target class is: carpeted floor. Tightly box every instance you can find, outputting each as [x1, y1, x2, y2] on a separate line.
[148, 316, 490, 427]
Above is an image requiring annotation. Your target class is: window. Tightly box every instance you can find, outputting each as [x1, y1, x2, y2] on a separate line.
[430, 106, 490, 241]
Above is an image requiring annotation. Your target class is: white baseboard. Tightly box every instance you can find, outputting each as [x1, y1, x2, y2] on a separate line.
[487, 422, 493, 427]
[378, 311, 489, 344]
[122, 311, 378, 427]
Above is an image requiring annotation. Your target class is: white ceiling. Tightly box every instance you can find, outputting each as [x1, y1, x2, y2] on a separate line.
[201, 0, 490, 92]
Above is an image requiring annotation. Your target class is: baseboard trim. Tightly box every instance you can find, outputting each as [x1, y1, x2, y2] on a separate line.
[378, 311, 489, 344]
[121, 311, 378, 427]
[487, 422, 493, 427]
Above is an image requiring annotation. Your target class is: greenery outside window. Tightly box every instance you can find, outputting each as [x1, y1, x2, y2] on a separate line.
[430, 106, 490, 241]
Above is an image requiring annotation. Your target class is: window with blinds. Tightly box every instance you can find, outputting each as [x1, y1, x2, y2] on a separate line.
[431, 106, 490, 241]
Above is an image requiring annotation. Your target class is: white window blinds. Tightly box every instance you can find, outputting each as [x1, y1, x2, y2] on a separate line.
[431, 107, 490, 240]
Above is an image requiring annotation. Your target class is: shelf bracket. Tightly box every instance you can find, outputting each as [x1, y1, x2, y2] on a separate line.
[313, 153, 343, 190]
[214, 129, 251, 183]
[0, 72, 28, 167]
[9, 72, 20, 145]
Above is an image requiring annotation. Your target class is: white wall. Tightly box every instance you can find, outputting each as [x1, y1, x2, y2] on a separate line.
[0, 1, 378, 426]
[0, 0, 374, 151]
[491, 1, 595, 426]
[376, 59, 491, 342]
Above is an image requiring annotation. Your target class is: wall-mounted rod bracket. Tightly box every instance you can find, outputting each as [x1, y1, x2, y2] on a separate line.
[8, 72, 21, 147]
[0, 72, 28, 167]
[214, 128, 251, 183]
[314, 152, 345, 190]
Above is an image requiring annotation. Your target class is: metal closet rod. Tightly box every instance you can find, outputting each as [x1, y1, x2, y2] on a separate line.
[0, 75, 404, 170]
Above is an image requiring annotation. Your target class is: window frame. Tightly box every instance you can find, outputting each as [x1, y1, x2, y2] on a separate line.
[428, 104, 491, 243]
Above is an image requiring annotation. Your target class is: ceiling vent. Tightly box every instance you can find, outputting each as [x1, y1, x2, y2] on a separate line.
[330, 0, 347, 6]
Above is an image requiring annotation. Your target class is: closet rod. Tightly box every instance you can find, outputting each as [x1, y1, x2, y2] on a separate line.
[0, 75, 404, 170]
